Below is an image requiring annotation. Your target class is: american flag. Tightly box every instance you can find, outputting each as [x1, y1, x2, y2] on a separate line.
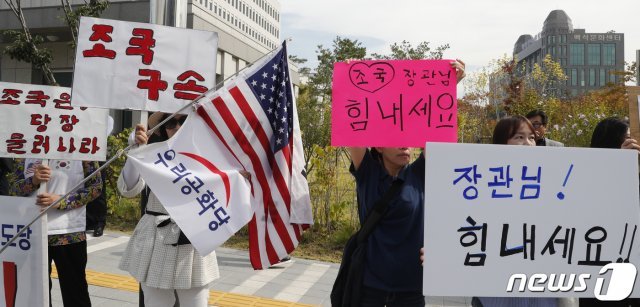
[196, 42, 312, 269]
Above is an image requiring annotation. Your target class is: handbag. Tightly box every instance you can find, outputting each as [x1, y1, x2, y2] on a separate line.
[330, 179, 405, 307]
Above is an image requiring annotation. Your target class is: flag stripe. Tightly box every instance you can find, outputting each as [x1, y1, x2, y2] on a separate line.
[211, 94, 296, 256]
[197, 104, 244, 169]
[247, 216, 262, 269]
[197, 103, 256, 196]
[201, 97, 276, 268]
[229, 85, 300, 251]
[229, 87, 292, 207]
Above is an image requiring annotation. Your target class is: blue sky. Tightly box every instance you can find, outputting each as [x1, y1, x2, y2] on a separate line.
[279, 0, 639, 77]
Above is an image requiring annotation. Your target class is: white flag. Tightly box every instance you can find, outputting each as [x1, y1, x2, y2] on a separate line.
[126, 110, 253, 256]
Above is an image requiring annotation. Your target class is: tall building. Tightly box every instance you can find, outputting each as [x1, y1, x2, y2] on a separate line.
[513, 10, 624, 97]
[0, 0, 297, 132]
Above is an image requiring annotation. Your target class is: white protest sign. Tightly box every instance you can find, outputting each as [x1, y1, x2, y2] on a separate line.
[0, 196, 47, 307]
[125, 112, 253, 256]
[424, 143, 640, 298]
[72, 17, 218, 112]
[0, 82, 108, 161]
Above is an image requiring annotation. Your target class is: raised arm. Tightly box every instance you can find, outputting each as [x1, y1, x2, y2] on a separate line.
[118, 124, 148, 197]
[347, 147, 367, 171]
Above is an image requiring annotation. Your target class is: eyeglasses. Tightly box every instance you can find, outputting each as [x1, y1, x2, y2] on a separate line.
[165, 117, 186, 129]
[532, 122, 545, 128]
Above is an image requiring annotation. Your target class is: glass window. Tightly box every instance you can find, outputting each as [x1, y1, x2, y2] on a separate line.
[571, 69, 578, 86]
[580, 69, 585, 87]
[570, 44, 584, 66]
[600, 69, 606, 85]
[562, 45, 566, 56]
[587, 44, 600, 66]
[610, 72, 616, 83]
[589, 69, 596, 86]
[603, 44, 616, 66]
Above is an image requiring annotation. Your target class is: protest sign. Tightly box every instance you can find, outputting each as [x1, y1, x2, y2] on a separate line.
[0, 196, 47, 307]
[331, 60, 457, 147]
[424, 143, 640, 298]
[72, 17, 218, 112]
[0, 82, 108, 161]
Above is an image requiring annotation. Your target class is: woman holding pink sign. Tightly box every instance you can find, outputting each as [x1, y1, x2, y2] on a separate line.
[341, 60, 464, 307]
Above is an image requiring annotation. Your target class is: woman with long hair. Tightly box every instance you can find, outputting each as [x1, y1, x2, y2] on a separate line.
[472, 115, 559, 307]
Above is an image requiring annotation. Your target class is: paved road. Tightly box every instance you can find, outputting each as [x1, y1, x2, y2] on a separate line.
[49, 231, 472, 307]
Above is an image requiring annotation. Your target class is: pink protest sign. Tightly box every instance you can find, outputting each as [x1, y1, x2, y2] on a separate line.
[331, 60, 457, 147]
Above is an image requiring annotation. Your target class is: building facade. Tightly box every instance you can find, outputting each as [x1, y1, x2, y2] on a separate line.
[0, 0, 296, 132]
[513, 10, 624, 97]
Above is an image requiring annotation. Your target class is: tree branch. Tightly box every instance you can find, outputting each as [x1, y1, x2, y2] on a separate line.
[61, 0, 77, 43]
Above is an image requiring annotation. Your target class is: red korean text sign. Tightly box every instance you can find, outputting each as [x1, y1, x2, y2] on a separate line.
[331, 60, 457, 147]
[0, 82, 108, 161]
[72, 17, 218, 113]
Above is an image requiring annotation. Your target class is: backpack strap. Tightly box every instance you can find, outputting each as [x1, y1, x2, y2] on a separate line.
[356, 179, 404, 243]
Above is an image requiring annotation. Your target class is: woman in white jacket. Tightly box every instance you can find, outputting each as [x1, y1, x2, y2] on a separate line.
[118, 113, 219, 307]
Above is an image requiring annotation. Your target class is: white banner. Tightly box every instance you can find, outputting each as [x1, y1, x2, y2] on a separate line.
[72, 17, 218, 113]
[0, 196, 47, 307]
[0, 82, 108, 161]
[424, 143, 640, 298]
[126, 111, 253, 256]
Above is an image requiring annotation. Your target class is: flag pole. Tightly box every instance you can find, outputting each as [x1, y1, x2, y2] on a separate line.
[0, 39, 291, 256]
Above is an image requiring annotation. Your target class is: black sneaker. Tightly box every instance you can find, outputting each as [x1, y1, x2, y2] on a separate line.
[93, 224, 104, 237]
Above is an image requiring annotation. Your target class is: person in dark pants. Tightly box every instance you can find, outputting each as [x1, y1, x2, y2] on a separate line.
[86, 162, 107, 237]
[86, 116, 113, 237]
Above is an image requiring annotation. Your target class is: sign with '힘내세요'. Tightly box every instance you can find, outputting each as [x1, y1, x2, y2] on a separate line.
[423, 143, 640, 299]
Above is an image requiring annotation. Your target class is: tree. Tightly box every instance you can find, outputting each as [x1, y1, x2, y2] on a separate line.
[613, 61, 637, 84]
[500, 58, 524, 114]
[308, 37, 367, 102]
[2, 0, 109, 85]
[288, 54, 311, 77]
[528, 54, 567, 98]
[371, 40, 450, 60]
[60, 0, 109, 49]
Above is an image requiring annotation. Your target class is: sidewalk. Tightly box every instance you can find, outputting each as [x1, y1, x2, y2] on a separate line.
[49, 232, 472, 307]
